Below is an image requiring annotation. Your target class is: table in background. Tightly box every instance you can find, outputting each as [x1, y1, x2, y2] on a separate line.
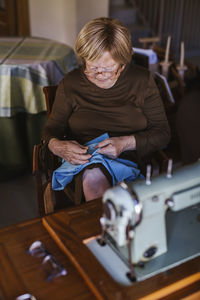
[0, 199, 200, 300]
[0, 37, 78, 180]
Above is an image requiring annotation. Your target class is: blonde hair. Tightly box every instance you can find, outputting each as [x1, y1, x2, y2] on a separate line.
[75, 17, 133, 66]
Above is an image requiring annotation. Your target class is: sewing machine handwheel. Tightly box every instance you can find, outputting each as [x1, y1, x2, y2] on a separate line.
[103, 200, 117, 221]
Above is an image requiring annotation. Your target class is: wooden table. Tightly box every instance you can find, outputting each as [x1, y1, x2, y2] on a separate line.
[0, 199, 200, 300]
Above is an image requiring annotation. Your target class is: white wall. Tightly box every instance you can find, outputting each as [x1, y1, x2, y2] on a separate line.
[76, 0, 109, 34]
[29, 0, 109, 48]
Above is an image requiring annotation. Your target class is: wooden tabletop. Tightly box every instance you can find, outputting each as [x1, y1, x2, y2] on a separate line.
[0, 203, 99, 300]
[0, 199, 200, 300]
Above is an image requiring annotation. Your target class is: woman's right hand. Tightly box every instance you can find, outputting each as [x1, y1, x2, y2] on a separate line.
[48, 138, 91, 165]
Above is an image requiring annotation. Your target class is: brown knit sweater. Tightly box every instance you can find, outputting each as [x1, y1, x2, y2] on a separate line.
[42, 63, 170, 163]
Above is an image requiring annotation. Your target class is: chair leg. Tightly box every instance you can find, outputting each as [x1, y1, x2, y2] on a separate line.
[34, 171, 46, 216]
[43, 182, 55, 214]
[33, 145, 47, 216]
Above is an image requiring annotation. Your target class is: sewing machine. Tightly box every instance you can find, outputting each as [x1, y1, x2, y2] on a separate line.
[86, 160, 200, 284]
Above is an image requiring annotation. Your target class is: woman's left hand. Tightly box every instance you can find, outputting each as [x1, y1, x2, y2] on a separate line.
[96, 136, 136, 159]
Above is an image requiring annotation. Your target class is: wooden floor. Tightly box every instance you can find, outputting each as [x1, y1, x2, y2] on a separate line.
[0, 172, 38, 228]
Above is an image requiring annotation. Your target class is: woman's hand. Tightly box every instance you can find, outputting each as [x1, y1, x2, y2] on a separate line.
[96, 136, 136, 159]
[48, 138, 91, 165]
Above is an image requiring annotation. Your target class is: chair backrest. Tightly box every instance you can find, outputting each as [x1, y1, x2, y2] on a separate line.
[43, 85, 58, 118]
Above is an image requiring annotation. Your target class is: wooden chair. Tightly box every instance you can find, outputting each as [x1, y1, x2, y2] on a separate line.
[43, 85, 58, 118]
[139, 36, 160, 49]
[33, 85, 74, 216]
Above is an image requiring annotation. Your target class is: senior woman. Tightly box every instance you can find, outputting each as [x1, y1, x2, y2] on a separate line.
[42, 17, 170, 203]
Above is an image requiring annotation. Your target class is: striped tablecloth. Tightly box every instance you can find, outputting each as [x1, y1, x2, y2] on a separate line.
[0, 37, 78, 117]
[0, 37, 78, 179]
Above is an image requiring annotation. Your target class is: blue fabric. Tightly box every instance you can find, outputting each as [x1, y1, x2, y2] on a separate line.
[52, 133, 144, 190]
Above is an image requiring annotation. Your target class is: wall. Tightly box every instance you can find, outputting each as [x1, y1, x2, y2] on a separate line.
[76, 0, 109, 34]
[29, 0, 109, 48]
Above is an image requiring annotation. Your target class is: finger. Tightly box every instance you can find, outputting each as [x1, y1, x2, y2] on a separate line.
[68, 144, 88, 154]
[73, 153, 91, 161]
[75, 151, 91, 157]
[96, 139, 112, 148]
[76, 147, 89, 154]
[71, 155, 91, 165]
[98, 145, 112, 155]
[65, 154, 91, 165]
[72, 141, 88, 150]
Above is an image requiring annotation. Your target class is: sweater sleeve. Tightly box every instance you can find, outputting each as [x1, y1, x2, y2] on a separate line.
[42, 79, 73, 143]
[134, 72, 170, 157]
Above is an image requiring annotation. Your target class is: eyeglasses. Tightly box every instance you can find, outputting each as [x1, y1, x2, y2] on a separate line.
[85, 63, 123, 77]
[27, 240, 67, 282]
[86, 65, 118, 74]
[15, 294, 37, 300]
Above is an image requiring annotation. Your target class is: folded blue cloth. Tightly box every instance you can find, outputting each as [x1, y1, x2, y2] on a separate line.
[52, 133, 143, 190]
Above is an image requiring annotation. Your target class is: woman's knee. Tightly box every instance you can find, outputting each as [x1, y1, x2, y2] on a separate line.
[83, 168, 103, 186]
[82, 167, 111, 201]
[82, 167, 110, 189]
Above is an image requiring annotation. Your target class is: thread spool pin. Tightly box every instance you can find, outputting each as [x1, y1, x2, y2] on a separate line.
[146, 165, 151, 185]
[166, 159, 173, 178]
